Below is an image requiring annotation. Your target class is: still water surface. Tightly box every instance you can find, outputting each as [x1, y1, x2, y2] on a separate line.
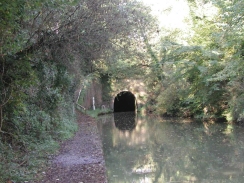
[97, 112, 244, 183]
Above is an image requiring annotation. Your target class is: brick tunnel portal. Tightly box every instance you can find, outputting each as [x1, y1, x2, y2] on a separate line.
[114, 91, 136, 112]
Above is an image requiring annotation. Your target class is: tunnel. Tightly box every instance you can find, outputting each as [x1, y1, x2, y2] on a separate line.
[114, 91, 136, 112]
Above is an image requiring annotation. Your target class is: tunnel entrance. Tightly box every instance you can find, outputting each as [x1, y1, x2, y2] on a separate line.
[114, 91, 136, 112]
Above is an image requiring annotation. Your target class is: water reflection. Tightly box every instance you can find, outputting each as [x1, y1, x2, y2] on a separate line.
[114, 112, 136, 131]
[98, 113, 244, 183]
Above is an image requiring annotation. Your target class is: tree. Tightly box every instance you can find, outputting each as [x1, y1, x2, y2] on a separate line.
[0, 0, 159, 181]
[146, 0, 244, 122]
[207, 0, 244, 122]
[144, 0, 227, 119]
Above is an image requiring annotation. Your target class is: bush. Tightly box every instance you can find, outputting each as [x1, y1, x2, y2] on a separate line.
[0, 57, 78, 182]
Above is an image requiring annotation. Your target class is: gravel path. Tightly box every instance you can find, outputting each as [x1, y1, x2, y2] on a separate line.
[36, 111, 107, 183]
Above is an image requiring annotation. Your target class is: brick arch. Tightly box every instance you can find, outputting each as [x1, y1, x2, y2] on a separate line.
[114, 91, 137, 112]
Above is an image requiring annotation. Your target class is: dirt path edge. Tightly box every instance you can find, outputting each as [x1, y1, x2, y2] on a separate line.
[36, 110, 108, 183]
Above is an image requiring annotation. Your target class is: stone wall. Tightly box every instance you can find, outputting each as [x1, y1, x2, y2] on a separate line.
[78, 79, 147, 111]
[85, 80, 103, 110]
[111, 79, 148, 109]
[76, 79, 103, 110]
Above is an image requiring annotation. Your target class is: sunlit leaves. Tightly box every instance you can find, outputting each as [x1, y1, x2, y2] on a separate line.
[146, 1, 233, 119]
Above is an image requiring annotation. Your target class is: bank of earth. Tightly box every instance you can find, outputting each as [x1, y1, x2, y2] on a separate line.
[35, 110, 107, 183]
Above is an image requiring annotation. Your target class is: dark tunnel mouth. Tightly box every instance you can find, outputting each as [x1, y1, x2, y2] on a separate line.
[114, 91, 136, 112]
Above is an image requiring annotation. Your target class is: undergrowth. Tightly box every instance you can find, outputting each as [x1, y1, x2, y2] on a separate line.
[85, 109, 113, 118]
[0, 101, 78, 183]
[0, 125, 78, 183]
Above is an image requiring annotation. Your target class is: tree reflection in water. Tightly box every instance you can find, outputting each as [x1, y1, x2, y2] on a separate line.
[98, 113, 244, 183]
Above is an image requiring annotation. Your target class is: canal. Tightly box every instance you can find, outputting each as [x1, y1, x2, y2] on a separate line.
[97, 112, 244, 183]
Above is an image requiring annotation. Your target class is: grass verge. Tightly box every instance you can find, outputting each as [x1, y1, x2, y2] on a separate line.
[85, 109, 113, 118]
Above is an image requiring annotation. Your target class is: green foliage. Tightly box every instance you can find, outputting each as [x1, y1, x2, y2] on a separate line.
[100, 74, 113, 102]
[1, 0, 157, 181]
[0, 54, 78, 181]
[0, 137, 60, 182]
[86, 108, 112, 119]
[144, 0, 243, 121]
[156, 85, 181, 116]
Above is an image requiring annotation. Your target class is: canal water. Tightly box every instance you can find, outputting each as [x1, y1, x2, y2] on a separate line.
[97, 112, 244, 183]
